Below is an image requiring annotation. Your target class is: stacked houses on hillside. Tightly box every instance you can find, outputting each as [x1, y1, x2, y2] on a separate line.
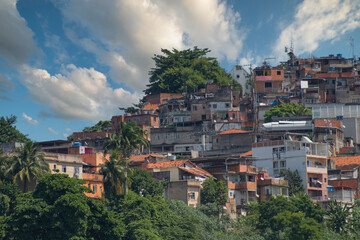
[3, 51, 360, 217]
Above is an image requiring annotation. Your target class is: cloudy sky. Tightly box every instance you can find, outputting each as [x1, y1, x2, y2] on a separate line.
[1, 0, 360, 141]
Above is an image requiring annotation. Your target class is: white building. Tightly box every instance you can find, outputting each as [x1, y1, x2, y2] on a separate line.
[252, 138, 329, 201]
[229, 65, 251, 95]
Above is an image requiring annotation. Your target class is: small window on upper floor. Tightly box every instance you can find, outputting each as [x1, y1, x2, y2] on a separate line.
[225, 103, 230, 108]
[189, 192, 195, 200]
[62, 165, 66, 173]
[213, 104, 217, 108]
[277, 71, 281, 75]
[93, 185, 97, 193]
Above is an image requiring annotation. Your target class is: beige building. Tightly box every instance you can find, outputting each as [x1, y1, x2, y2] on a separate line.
[145, 159, 212, 207]
[44, 152, 83, 179]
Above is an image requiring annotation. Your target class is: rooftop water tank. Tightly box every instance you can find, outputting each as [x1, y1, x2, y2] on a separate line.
[73, 142, 81, 147]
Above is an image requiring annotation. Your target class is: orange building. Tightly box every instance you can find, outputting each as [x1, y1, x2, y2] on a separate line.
[82, 153, 109, 199]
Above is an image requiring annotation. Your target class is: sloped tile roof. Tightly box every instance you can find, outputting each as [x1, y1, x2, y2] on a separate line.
[331, 155, 360, 170]
[179, 166, 212, 178]
[146, 159, 188, 169]
[129, 153, 165, 162]
[219, 128, 250, 135]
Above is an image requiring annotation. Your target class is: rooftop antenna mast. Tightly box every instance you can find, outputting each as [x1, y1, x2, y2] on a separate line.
[350, 36, 355, 61]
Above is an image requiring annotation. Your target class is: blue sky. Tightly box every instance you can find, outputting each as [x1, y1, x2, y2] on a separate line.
[1, 0, 360, 142]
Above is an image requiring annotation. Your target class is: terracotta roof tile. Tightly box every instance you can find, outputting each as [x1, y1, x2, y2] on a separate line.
[143, 104, 159, 110]
[179, 166, 212, 178]
[146, 159, 188, 169]
[331, 155, 360, 170]
[219, 128, 250, 135]
[129, 153, 165, 162]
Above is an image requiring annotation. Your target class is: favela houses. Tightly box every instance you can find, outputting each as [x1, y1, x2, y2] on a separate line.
[2, 0, 360, 239]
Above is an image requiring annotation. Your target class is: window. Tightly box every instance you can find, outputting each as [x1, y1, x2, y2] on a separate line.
[280, 161, 286, 168]
[236, 74, 240, 78]
[202, 115, 206, 120]
[232, 113, 235, 119]
[154, 116, 157, 121]
[100, 186, 103, 193]
[193, 106, 198, 111]
[74, 167, 79, 174]
[189, 192, 195, 200]
[88, 184, 91, 189]
[265, 82, 272, 88]
[273, 161, 279, 168]
[62, 165, 66, 173]
[213, 104, 217, 108]
[332, 80, 336, 84]
[229, 191, 234, 198]
[324, 178, 327, 183]
[277, 71, 281, 75]
[225, 103, 230, 108]
[136, 118, 140, 124]
[53, 165, 56, 170]
[93, 185, 97, 193]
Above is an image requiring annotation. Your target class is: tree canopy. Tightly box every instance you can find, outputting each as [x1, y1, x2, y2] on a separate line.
[264, 103, 311, 123]
[200, 177, 228, 206]
[82, 120, 112, 132]
[0, 115, 29, 144]
[144, 47, 240, 95]
[278, 169, 305, 196]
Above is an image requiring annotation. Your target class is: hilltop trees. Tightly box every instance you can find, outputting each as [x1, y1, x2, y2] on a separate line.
[264, 103, 311, 122]
[144, 47, 240, 95]
[0, 115, 29, 144]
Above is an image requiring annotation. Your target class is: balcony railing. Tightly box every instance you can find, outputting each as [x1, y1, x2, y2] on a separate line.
[83, 173, 103, 181]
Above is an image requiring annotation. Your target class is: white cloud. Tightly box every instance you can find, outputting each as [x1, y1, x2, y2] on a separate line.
[0, 0, 36, 64]
[22, 113, 39, 125]
[48, 127, 59, 135]
[57, 0, 245, 91]
[65, 128, 72, 132]
[63, 133, 69, 138]
[20, 64, 141, 122]
[273, 0, 360, 61]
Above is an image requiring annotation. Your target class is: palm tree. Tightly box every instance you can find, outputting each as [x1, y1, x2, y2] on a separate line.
[100, 150, 130, 198]
[7, 142, 50, 192]
[104, 121, 149, 157]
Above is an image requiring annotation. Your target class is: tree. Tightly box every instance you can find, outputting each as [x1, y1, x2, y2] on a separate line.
[144, 47, 239, 95]
[201, 177, 228, 206]
[7, 174, 124, 239]
[326, 201, 351, 234]
[264, 103, 311, 123]
[103, 121, 149, 157]
[0, 115, 29, 144]
[128, 167, 165, 198]
[7, 141, 50, 192]
[278, 169, 305, 196]
[100, 151, 129, 198]
[83, 120, 112, 132]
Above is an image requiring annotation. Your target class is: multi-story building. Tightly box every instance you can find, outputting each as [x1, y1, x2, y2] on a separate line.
[45, 152, 83, 179]
[328, 155, 360, 200]
[252, 134, 329, 201]
[145, 159, 212, 207]
[82, 153, 107, 199]
[229, 65, 251, 95]
[257, 172, 289, 201]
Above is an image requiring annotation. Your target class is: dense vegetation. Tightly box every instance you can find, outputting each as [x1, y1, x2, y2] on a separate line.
[264, 103, 312, 123]
[0, 115, 29, 144]
[144, 47, 241, 95]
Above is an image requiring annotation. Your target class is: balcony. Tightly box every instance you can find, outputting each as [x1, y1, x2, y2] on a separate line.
[83, 173, 103, 182]
[228, 181, 256, 190]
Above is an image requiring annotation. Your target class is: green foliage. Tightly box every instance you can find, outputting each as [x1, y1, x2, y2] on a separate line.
[0, 115, 30, 144]
[6, 174, 124, 240]
[201, 177, 228, 206]
[100, 150, 129, 199]
[83, 120, 112, 132]
[145, 47, 236, 95]
[249, 195, 325, 240]
[103, 121, 149, 157]
[279, 169, 305, 196]
[264, 103, 311, 122]
[128, 167, 165, 198]
[7, 141, 50, 192]
[326, 201, 352, 234]
[33, 174, 89, 205]
[0, 193, 9, 215]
